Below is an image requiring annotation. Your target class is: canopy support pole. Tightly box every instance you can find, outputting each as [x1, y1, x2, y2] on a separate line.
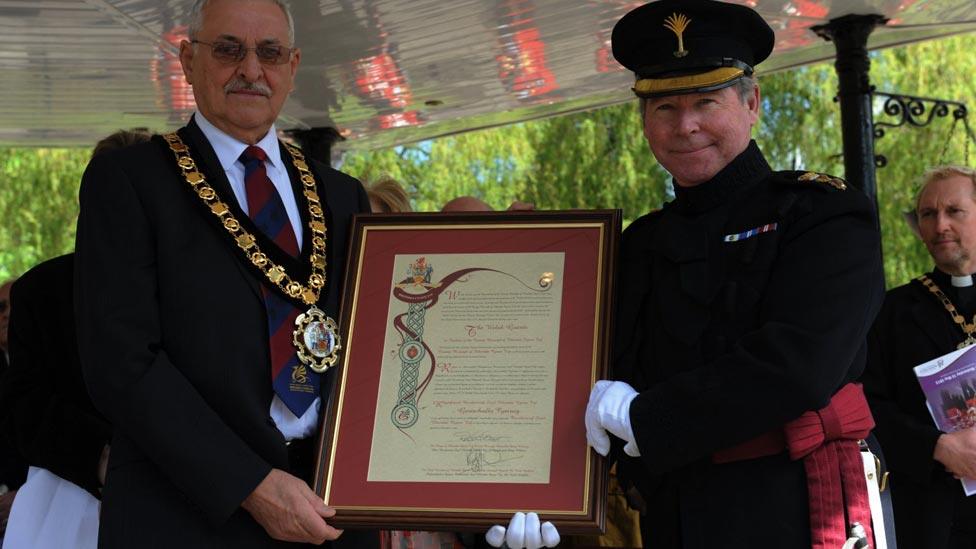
[812, 14, 888, 207]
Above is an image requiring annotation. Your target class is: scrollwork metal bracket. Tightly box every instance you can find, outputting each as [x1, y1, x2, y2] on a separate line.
[872, 91, 970, 168]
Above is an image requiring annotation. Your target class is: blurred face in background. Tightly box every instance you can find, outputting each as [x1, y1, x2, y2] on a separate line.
[917, 174, 976, 275]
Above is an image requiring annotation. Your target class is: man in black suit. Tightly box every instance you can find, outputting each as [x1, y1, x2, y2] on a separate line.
[864, 165, 976, 548]
[74, 0, 370, 546]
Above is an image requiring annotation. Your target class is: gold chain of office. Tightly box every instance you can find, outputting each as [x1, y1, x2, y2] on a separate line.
[162, 132, 328, 307]
[918, 274, 976, 349]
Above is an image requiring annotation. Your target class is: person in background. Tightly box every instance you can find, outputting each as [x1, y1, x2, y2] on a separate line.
[863, 165, 976, 548]
[0, 129, 150, 549]
[584, 1, 885, 547]
[366, 175, 413, 213]
[0, 279, 26, 539]
[440, 196, 491, 212]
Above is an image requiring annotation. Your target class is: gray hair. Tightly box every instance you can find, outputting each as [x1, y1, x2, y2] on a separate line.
[187, 0, 295, 45]
[733, 75, 757, 103]
[915, 164, 976, 211]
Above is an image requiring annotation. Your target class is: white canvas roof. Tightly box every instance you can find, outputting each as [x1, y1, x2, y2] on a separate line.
[1, 0, 974, 148]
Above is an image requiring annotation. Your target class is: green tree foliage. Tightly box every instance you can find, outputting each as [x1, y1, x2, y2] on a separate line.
[869, 36, 976, 288]
[0, 148, 88, 280]
[753, 37, 976, 288]
[343, 105, 671, 224]
[519, 104, 669, 223]
[756, 63, 844, 176]
[347, 124, 536, 213]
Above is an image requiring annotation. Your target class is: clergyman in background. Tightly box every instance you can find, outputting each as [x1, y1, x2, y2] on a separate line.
[863, 165, 976, 548]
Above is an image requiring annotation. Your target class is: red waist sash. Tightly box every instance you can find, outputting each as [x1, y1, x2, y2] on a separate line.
[712, 383, 875, 549]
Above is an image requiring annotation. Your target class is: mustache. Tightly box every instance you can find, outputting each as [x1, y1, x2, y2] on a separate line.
[224, 79, 271, 97]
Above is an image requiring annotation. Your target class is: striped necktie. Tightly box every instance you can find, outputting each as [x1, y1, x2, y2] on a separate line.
[240, 145, 319, 418]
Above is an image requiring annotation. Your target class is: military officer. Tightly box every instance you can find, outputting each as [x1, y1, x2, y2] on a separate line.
[584, 1, 886, 547]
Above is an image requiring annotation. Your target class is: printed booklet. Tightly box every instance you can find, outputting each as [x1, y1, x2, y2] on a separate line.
[914, 344, 976, 496]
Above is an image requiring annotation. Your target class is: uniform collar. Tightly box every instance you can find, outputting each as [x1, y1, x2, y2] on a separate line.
[929, 268, 976, 317]
[671, 140, 771, 215]
[931, 268, 976, 288]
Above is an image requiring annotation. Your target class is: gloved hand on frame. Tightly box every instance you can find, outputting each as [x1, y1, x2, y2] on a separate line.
[485, 512, 559, 548]
[585, 380, 640, 457]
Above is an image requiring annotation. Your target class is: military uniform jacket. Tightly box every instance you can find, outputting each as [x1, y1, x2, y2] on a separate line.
[863, 271, 976, 548]
[612, 141, 884, 548]
[74, 119, 370, 548]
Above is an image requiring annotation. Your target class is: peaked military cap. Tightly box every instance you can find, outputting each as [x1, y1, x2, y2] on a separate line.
[612, 0, 775, 98]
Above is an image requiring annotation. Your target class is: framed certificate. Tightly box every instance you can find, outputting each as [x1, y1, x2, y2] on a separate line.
[313, 210, 619, 533]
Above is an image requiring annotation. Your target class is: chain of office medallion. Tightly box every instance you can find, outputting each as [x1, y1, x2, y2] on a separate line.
[162, 133, 328, 306]
[918, 275, 976, 338]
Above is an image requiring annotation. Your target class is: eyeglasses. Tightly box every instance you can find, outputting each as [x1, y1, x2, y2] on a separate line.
[192, 40, 294, 65]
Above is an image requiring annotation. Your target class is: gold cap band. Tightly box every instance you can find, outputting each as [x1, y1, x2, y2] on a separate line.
[633, 66, 745, 97]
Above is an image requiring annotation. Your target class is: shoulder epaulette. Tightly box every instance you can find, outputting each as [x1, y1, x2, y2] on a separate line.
[769, 170, 847, 192]
[795, 171, 848, 191]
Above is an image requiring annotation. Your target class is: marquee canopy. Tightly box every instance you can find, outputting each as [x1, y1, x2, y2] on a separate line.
[1, 0, 974, 148]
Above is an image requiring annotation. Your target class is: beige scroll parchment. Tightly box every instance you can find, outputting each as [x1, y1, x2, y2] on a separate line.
[366, 252, 565, 483]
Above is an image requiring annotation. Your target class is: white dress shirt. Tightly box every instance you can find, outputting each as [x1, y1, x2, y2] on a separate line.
[195, 112, 319, 440]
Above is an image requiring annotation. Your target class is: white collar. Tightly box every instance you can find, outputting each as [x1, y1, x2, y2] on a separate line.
[193, 111, 283, 172]
[952, 274, 975, 288]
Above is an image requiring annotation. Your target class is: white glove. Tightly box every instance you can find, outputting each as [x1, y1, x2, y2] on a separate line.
[585, 380, 640, 457]
[486, 512, 560, 548]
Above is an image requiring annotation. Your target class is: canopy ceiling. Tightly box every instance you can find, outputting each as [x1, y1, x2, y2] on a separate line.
[1, 0, 974, 148]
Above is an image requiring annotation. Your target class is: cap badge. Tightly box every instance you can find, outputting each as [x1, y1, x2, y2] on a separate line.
[663, 13, 691, 58]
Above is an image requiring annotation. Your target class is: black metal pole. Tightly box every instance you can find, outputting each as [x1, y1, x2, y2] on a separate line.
[284, 127, 346, 167]
[814, 19, 898, 548]
[812, 14, 887, 209]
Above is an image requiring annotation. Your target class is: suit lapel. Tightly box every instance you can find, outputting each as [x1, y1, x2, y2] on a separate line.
[179, 119, 264, 304]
